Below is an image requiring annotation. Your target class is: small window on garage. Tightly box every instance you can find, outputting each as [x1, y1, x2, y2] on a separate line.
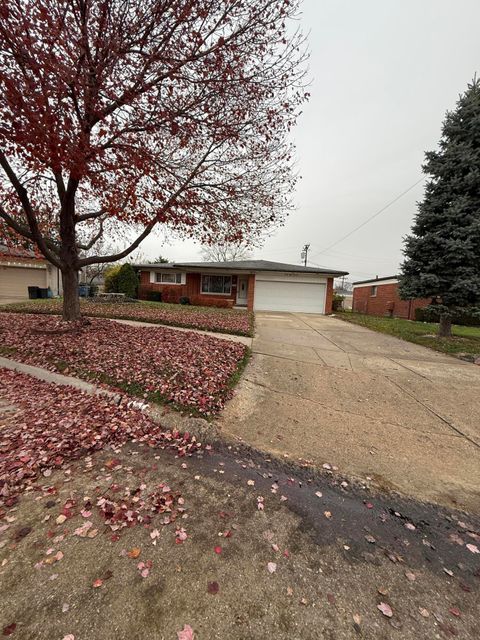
[371, 285, 378, 296]
[201, 275, 232, 294]
[156, 272, 183, 284]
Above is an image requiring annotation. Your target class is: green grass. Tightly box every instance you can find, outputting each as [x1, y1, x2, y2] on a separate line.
[336, 312, 480, 359]
[0, 345, 18, 357]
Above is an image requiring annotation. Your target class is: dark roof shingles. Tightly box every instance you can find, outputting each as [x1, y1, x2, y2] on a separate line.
[135, 259, 348, 276]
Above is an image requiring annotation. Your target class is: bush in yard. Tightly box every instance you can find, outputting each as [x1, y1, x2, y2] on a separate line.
[104, 265, 122, 293]
[179, 296, 190, 305]
[332, 293, 344, 312]
[161, 287, 181, 304]
[400, 78, 480, 338]
[189, 296, 233, 308]
[117, 263, 138, 298]
[415, 306, 480, 327]
[147, 291, 162, 302]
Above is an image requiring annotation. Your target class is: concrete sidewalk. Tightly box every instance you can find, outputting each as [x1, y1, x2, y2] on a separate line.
[220, 312, 480, 513]
[111, 317, 253, 346]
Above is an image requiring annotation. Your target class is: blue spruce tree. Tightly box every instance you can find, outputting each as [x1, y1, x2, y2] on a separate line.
[400, 78, 480, 337]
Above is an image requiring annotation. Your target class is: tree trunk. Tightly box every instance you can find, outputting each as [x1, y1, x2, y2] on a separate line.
[438, 313, 452, 338]
[62, 267, 80, 321]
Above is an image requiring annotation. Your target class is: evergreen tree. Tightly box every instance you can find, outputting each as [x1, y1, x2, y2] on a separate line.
[400, 78, 480, 337]
[117, 264, 139, 299]
[104, 264, 122, 293]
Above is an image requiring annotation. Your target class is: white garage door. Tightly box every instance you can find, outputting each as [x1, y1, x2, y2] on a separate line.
[0, 266, 47, 299]
[254, 279, 326, 313]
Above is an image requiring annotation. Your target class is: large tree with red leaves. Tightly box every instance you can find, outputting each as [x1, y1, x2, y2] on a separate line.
[0, 0, 307, 319]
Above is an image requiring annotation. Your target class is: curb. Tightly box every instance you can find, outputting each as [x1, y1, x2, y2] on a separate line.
[0, 356, 218, 443]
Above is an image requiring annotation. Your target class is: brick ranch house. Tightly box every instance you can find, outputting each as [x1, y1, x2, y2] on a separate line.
[0, 245, 62, 300]
[136, 260, 348, 314]
[352, 275, 430, 320]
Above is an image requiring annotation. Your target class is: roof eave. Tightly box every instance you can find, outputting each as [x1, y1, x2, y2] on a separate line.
[134, 262, 348, 277]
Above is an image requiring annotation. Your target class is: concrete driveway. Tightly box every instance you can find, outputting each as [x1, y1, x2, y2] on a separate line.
[220, 312, 480, 513]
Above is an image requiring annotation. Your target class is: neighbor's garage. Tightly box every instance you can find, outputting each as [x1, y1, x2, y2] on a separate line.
[0, 264, 47, 300]
[254, 272, 327, 313]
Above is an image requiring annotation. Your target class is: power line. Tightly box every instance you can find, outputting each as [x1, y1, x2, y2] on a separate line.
[320, 247, 402, 264]
[310, 176, 425, 259]
[309, 260, 381, 278]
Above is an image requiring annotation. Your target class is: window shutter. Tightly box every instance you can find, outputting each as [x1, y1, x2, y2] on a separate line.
[150, 271, 155, 284]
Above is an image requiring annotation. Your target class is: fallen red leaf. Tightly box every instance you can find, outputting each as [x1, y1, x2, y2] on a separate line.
[177, 625, 194, 640]
[377, 602, 393, 618]
[207, 581, 219, 594]
[2, 623, 16, 636]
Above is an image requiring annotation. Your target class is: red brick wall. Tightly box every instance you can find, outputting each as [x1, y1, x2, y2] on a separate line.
[138, 270, 237, 308]
[352, 282, 430, 320]
[325, 278, 334, 314]
[247, 274, 255, 311]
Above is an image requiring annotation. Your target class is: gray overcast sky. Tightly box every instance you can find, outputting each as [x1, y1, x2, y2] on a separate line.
[139, 0, 480, 283]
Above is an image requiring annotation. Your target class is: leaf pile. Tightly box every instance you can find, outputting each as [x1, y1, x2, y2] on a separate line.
[2, 299, 253, 336]
[0, 367, 200, 504]
[0, 313, 247, 414]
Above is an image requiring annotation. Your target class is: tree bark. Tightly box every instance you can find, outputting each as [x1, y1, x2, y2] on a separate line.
[61, 266, 80, 321]
[438, 313, 452, 338]
[58, 178, 82, 321]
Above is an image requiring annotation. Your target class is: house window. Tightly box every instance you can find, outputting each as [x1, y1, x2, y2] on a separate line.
[201, 275, 232, 295]
[156, 272, 183, 284]
[371, 285, 378, 296]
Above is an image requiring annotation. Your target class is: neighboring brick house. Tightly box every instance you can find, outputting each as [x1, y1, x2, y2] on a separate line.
[352, 275, 430, 320]
[0, 245, 62, 300]
[136, 260, 348, 314]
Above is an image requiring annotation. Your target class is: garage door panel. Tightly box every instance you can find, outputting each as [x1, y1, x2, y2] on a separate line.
[0, 266, 47, 299]
[254, 280, 325, 313]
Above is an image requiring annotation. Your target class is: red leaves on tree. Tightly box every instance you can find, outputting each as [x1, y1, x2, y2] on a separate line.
[0, 0, 308, 321]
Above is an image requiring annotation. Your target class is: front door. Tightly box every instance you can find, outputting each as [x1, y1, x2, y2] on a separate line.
[236, 276, 248, 305]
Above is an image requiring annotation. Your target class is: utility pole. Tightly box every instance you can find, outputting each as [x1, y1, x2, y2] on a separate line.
[300, 243, 310, 266]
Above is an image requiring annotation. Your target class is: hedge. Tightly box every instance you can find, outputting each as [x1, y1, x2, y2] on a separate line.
[415, 306, 480, 327]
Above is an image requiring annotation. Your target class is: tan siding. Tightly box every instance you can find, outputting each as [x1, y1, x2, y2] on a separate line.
[0, 265, 47, 299]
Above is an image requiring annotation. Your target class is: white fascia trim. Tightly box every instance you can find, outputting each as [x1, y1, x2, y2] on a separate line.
[1, 261, 47, 270]
[352, 278, 399, 289]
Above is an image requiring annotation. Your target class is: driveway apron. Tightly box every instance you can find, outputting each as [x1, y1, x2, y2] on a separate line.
[220, 312, 480, 513]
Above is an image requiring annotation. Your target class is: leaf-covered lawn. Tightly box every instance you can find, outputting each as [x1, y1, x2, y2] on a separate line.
[0, 313, 248, 415]
[336, 312, 480, 358]
[0, 367, 200, 504]
[0, 299, 253, 336]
